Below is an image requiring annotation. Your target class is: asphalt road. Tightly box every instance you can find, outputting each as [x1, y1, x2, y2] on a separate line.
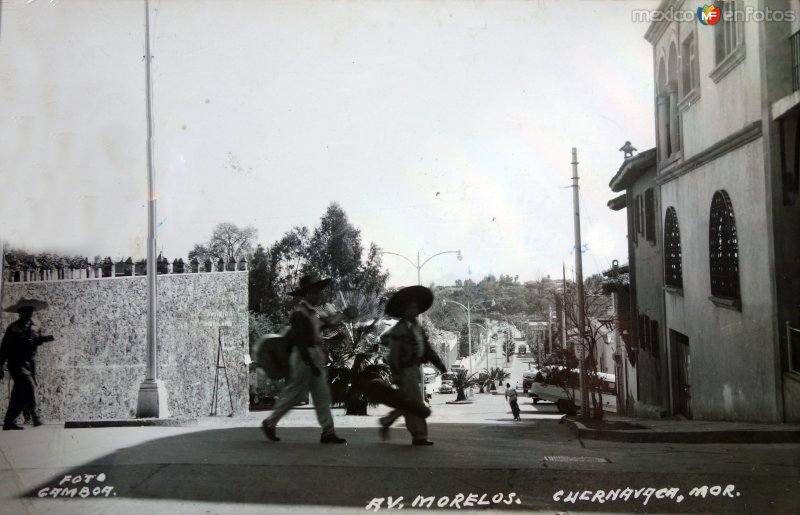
[3, 408, 797, 514]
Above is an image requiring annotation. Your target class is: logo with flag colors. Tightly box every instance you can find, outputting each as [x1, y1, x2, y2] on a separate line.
[698, 4, 721, 25]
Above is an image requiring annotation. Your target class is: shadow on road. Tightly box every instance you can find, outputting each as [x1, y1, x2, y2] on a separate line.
[24, 422, 567, 510]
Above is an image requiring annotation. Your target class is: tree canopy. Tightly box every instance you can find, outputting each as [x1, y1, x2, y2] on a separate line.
[189, 222, 258, 264]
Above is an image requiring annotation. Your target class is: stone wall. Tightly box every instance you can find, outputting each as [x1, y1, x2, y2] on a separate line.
[0, 272, 248, 420]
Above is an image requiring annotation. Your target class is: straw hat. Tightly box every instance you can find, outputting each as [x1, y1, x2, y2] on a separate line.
[4, 298, 48, 313]
[384, 286, 434, 318]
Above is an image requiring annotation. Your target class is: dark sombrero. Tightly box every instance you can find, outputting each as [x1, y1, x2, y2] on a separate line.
[4, 298, 49, 313]
[289, 274, 332, 297]
[384, 285, 434, 318]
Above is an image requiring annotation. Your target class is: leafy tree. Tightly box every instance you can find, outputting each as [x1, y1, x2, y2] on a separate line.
[248, 245, 270, 314]
[4, 249, 89, 271]
[259, 226, 311, 325]
[189, 222, 258, 265]
[559, 281, 614, 419]
[305, 203, 388, 298]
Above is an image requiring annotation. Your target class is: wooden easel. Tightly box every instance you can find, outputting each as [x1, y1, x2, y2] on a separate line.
[210, 327, 234, 417]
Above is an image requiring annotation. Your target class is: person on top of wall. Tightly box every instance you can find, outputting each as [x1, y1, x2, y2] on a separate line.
[0, 298, 54, 430]
[379, 286, 447, 446]
[261, 274, 347, 444]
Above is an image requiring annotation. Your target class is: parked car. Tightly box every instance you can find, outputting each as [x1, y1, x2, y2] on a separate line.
[522, 370, 538, 393]
[439, 382, 454, 394]
[532, 369, 617, 414]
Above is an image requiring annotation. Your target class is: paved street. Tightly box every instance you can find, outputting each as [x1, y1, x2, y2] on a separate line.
[0, 392, 797, 514]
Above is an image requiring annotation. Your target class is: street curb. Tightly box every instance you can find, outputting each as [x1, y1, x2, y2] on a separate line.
[563, 418, 800, 444]
[64, 418, 198, 428]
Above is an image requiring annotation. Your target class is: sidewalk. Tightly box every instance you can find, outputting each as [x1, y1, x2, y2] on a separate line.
[562, 411, 800, 443]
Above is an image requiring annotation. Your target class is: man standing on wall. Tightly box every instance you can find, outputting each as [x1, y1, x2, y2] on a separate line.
[261, 275, 347, 444]
[0, 298, 54, 430]
[379, 286, 447, 446]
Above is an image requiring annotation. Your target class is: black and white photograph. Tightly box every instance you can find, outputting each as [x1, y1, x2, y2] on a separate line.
[1, 0, 799, 513]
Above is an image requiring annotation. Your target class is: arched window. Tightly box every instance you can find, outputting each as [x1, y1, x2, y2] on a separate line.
[664, 207, 683, 288]
[709, 190, 740, 300]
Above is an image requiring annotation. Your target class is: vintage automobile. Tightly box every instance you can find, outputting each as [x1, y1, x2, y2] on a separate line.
[439, 372, 456, 394]
[521, 370, 537, 393]
[423, 366, 441, 396]
[531, 368, 617, 414]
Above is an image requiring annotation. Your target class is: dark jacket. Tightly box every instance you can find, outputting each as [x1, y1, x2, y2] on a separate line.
[382, 319, 446, 374]
[0, 319, 45, 377]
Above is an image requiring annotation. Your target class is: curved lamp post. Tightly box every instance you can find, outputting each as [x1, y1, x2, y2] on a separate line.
[470, 321, 492, 381]
[380, 249, 462, 400]
[443, 298, 487, 373]
[380, 250, 462, 286]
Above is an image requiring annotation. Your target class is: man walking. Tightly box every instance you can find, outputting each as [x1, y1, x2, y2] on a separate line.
[261, 275, 346, 444]
[0, 298, 54, 430]
[505, 382, 521, 421]
[379, 286, 446, 446]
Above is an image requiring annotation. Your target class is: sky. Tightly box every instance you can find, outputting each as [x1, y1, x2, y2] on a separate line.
[0, 0, 657, 288]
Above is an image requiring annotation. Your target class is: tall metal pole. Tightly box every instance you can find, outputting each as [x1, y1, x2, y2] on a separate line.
[137, 0, 169, 418]
[145, 0, 157, 384]
[485, 325, 489, 374]
[561, 263, 567, 349]
[548, 304, 553, 359]
[467, 300, 472, 373]
[571, 147, 588, 419]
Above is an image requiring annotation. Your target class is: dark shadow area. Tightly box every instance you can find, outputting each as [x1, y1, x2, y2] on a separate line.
[21, 421, 797, 513]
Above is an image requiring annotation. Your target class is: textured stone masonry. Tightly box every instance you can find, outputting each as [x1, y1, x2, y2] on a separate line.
[0, 272, 248, 420]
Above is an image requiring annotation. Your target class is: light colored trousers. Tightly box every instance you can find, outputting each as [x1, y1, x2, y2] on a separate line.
[382, 366, 427, 440]
[265, 346, 335, 436]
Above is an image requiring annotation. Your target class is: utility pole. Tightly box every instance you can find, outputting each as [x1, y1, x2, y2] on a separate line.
[571, 147, 589, 420]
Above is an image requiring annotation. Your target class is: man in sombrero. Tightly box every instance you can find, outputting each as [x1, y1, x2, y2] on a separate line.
[379, 286, 447, 446]
[0, 298, 54, 430]
[261, 274, 347, 444]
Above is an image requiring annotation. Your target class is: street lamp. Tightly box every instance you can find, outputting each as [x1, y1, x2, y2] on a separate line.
[470, 321, 492, 381]
[442, 298, 489, 373]
[380, 249, 462, 285]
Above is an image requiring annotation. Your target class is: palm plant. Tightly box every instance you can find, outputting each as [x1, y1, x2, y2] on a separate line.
[486, 367, 510, 391]
[451, 369, 480, 402]
[327, 290, 391, 415]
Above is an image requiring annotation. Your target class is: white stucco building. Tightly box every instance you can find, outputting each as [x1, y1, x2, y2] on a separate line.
[643, 0, 800, 422]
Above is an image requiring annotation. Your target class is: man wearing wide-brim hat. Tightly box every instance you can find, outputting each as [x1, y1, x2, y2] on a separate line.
[379, 286, 447, 446]
[0, 298, 54, 430]
[261, 274, 347, 444]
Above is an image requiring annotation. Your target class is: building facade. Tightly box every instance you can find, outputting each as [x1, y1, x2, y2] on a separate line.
[609, 150, 671, 418]
[642, 0, 800, 421]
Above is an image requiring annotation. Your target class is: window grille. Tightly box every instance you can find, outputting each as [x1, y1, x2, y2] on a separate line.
[709, 190, 740, 300]
[664, 207, 683, 288]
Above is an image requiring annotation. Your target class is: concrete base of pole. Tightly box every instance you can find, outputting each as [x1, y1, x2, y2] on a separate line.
[136, 379, 170, 418]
